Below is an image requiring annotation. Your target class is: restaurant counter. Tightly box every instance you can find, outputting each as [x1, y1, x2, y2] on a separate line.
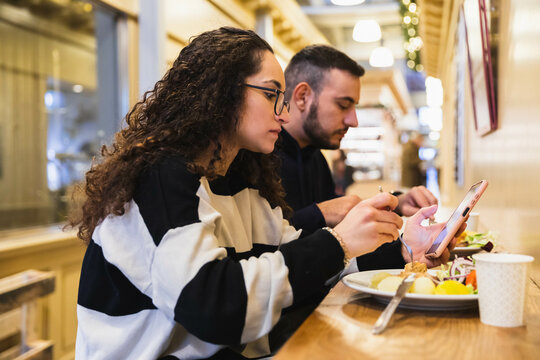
[274, 276, 540, 359]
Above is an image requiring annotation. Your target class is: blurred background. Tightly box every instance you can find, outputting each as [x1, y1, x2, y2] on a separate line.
[0, 0, 451, 231]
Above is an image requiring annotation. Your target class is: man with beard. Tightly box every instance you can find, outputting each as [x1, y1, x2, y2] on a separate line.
[269, 46, 448, 348]
[278, 45, 438, 235]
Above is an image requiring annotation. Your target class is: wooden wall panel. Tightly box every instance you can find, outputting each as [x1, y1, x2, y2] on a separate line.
[0, 233, 85, 360]
[439, 0, 540, 276]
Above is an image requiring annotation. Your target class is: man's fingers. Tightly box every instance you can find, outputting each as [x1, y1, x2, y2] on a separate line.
[364, 192, 399, 211]
[438, 248, 451, 263]
[447, 235, 459, 251]
[410, 187, 431, 208]
[417, 186, 438, 206]
[411, 186, 438, 208]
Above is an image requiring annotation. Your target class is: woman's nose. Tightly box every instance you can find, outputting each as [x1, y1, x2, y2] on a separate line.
[277, 107, 290, 124]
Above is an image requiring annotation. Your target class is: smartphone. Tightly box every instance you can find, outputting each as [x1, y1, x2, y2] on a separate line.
[425, 180, 488, 258]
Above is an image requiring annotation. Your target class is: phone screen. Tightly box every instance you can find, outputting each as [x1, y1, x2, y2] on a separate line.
[426, 181, 484, 254]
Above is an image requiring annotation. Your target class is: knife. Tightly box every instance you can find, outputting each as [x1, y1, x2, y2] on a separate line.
[372, 273, 416, 334]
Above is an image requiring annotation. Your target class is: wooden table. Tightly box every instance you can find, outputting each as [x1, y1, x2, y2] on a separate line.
[274, 277, 540, 359]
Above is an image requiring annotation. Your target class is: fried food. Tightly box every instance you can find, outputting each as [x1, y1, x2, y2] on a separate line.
[404, 261, 427, 274]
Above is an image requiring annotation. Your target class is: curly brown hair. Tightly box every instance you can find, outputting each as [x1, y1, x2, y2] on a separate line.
[69, 27, 291, 244]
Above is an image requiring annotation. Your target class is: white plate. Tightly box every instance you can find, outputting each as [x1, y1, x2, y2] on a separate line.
[451, 246, 484, 258]
[342, 269, 478, 310]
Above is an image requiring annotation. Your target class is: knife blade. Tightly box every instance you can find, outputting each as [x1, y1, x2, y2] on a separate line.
[372, 273, 416, 334]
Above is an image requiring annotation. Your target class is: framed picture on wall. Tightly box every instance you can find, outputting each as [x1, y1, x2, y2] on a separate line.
[462, 0, 498, 136]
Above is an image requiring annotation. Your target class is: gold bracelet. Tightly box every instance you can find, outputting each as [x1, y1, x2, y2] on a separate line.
[322, 227, 351, 268]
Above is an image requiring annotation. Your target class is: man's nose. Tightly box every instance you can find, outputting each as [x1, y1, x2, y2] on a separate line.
[344, 108, 358, 127]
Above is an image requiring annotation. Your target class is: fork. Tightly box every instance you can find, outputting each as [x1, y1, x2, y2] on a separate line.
[399, 233, 414, 264]
[379, 186, 414, 263]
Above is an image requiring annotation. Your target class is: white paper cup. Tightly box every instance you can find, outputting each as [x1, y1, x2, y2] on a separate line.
[466, 212, 479, 232]
[473, 253, 534, 327]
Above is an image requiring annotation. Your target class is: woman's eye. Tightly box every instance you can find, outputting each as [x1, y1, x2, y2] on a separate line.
[264, 92, 277, 100]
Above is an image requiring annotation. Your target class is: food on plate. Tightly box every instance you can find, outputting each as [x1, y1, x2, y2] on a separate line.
[369, 257, 478, 295]
[465, 270, 477, 289]
[435, 256, 477, 293]
[409, 277, 436, 295]
[456, 230, 497, 252]
[377, 276, 404, 292]
[373, 261, 431, 293]
[404, 261, 427, 273]
[370, 271, 392, 288]
[434, 280, 470, 295]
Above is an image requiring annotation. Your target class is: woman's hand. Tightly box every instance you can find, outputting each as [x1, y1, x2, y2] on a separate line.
[334, 193, 403, 258]
[402, 205, 467, 268]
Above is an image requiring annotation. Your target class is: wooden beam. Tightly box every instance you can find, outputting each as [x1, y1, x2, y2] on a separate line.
[0, 271, 55, 315]
[207, 0, 255, 29]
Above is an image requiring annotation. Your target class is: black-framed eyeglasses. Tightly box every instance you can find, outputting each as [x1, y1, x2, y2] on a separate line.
[244, 84, 290, 116]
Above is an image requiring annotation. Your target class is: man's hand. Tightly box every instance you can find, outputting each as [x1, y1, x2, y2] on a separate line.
[334, 193, 403, 258]
[401, 205, 467, 268]
[317, 195, 361, 227]
[395, 186, 438, 217]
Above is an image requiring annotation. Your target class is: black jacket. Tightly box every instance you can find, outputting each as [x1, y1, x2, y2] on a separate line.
[276, 128, 405, 271]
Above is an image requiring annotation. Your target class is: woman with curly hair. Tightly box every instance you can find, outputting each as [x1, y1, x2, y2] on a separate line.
[72, 27, 420, 359]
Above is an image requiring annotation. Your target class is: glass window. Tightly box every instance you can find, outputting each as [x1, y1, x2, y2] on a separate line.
[0, 0, 126, 231]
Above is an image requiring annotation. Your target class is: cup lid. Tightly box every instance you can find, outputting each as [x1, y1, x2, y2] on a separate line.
[473, 253, 534, 264]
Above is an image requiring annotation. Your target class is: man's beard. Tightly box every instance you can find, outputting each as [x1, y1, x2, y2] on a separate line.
[302, 100, 343, 150]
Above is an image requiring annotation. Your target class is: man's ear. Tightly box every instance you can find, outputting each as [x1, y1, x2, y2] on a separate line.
[292, 82, 313, 112]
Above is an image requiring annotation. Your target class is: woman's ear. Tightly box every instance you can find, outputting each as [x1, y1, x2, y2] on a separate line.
[292, 82, 313, 112]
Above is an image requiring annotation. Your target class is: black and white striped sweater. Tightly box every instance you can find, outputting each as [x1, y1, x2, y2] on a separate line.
[76, 156, 349, 359]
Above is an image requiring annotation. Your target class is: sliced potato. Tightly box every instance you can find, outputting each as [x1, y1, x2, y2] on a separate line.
[370, 272, 392, 288]
[377, 276, 404, 292]
[409, 276, 436, 295]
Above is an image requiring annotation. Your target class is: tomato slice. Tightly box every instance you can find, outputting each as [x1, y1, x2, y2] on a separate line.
[465, 270, 477, 289]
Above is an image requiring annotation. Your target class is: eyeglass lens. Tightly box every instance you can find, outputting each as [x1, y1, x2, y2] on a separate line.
[275, 92, 285, 115]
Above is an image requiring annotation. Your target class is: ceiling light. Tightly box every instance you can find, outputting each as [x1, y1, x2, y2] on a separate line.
[429, 131, 441, 141]
[425, 77, 443, 107]
[369, 47, 394, 67]
[353, 20, 381, 42]
[331, 0, 366, 5]
[72, 84, 84, 93]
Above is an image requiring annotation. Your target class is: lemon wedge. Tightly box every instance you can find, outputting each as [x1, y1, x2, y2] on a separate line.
[434, 280, 470, 295]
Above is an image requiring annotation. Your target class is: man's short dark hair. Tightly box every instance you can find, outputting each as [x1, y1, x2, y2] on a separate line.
[284, 44, 365, 100]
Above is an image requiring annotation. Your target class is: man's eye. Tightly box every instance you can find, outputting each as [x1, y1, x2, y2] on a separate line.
[338, 103, 348, 110]
[265, 92, 277, 100]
